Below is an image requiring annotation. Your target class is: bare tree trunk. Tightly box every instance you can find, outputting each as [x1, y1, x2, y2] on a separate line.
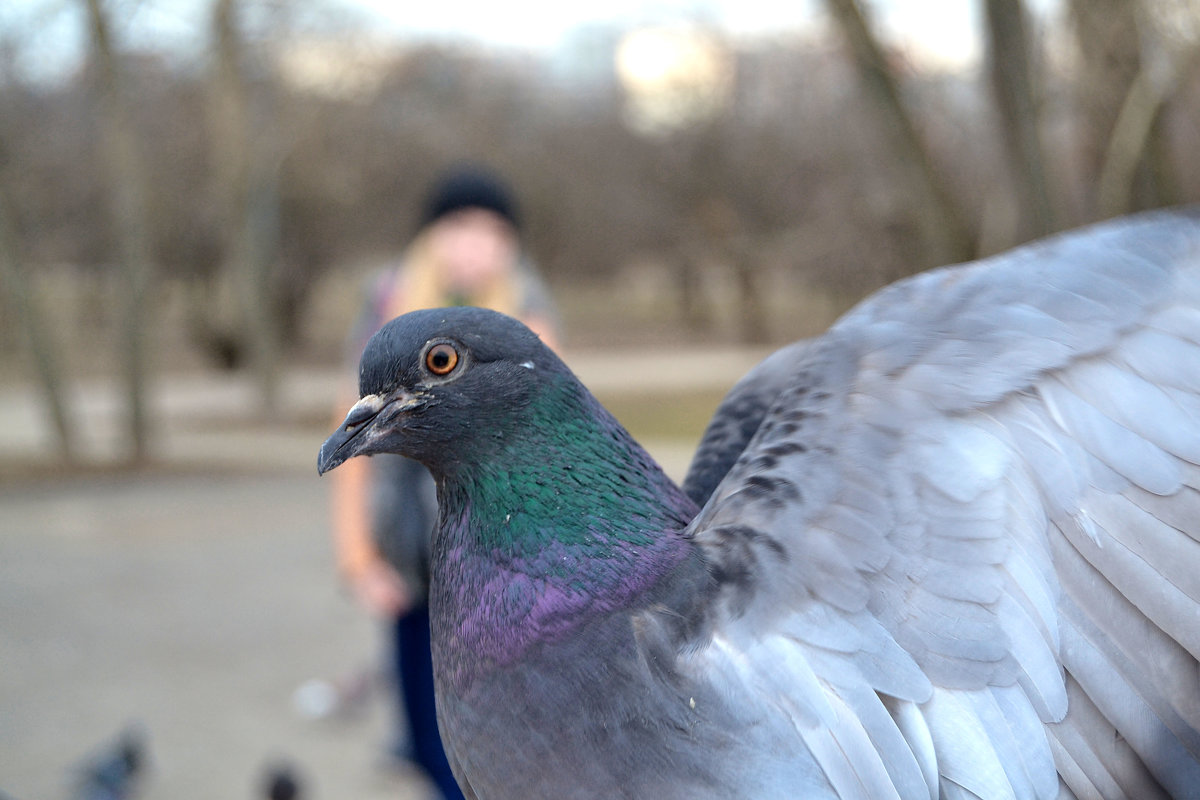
[0, 176, 77, 461]
[983, 0, 1055, 241]
[731, 245, 769, 345]
[823, 0, 975, 266]
[84, 0, 154, 463]
[1097, 46, 1199, 217]
[1068, 0, 1143, 216]
[210, 0, 281, 407]
[675, 249, 711, 331]
[239, 158, 283, 407]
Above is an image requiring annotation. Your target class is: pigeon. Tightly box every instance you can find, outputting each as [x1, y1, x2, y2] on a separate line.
[260, 761, 303, 800]
[71, 726, 146, 800]
[319, 208, 1200, 800]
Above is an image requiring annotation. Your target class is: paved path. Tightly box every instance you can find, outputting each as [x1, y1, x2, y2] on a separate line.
[1, 472, 425, 800]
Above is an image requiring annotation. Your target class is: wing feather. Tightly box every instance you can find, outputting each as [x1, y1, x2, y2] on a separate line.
[924, 690, 1018, 800]
[841, 684, 936, 800]
[1059, 360, 1200, 462]
[1038, 381, 1182, 496]
[987, 685, 1059, 799]
[1119, 328, 1200, 392]
[686, 208, 1200, 797]
[1045, 682, 1164, 800]
[1057, 606, 1200, 798]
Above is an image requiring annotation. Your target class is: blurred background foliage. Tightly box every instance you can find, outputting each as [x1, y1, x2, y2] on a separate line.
[1, 0, 1199, 465]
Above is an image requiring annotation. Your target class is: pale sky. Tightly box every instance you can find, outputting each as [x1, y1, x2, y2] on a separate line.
[0, 0, 1053, 83]
[307, 0, 987, 69]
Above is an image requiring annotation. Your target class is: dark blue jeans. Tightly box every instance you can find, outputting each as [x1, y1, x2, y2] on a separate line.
[393, 606, 465, 800]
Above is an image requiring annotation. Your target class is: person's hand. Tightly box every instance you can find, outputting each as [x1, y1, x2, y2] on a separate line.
[349, 558, 413, 618]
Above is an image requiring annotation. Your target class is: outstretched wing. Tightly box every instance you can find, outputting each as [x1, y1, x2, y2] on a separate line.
[687, 208, 1200, 799]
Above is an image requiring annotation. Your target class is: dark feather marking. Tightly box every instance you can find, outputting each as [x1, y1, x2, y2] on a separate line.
[746, 441, 812, 472]
[702, 524, 790, 615]
[747, 454, 779, 471]
[743, 474, 801, 503]
[682, 341, 818, 506]
[765, 441, 808, 457]
[730, 474, 803, 512]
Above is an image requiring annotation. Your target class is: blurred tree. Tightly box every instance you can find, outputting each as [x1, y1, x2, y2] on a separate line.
[206, 0, 282, 406]
[822, 0, 976, 267]
[1068, 0, 1175, 216]
[1095, 0, 1200, 217]
[0, 162, 76, 461]
[1069, 0, 1135, 203]
[667, 118, 779, 344]
[84, 0, 155, 463]
[1, 5, 1197, 375]
[983, 0, 1055, 241]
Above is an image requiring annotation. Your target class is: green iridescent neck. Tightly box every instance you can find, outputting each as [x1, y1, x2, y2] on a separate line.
[430, 373, 699, 680]
[443, 374, 696, 556]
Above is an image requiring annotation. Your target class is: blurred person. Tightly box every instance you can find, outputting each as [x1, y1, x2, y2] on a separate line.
[329, 165, 558, 800]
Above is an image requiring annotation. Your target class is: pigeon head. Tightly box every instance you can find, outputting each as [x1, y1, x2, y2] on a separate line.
[318, 306, 563, 476]
[321, 305, 701, 694]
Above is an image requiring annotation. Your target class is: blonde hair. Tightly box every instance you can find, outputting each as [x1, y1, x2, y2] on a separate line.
[385, 228, 519, 319]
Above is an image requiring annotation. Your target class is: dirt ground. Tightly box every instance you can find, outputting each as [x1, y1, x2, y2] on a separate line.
[0, 346, 760, 800]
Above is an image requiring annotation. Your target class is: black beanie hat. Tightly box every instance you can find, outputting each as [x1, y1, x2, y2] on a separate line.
[419, 165, 520, 232]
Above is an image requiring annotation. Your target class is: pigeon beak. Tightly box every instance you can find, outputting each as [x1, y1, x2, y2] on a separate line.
[318, 393, 386, 475]
[318, 388, 430, 474]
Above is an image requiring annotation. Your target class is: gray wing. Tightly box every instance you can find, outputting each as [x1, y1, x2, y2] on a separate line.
[682, 340, 813, 506]
[685, 207, 1200, 799]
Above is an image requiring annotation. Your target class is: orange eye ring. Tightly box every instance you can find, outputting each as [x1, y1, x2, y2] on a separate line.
[425, 343, 460, 376]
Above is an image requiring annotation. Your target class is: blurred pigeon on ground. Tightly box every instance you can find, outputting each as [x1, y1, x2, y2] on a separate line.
[71, 726, 145, 800]
[320, 208, 1200, 799]
[260, 761, 303, 800]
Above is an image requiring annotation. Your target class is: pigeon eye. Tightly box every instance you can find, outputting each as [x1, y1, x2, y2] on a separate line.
[425, 343, 460, 376]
